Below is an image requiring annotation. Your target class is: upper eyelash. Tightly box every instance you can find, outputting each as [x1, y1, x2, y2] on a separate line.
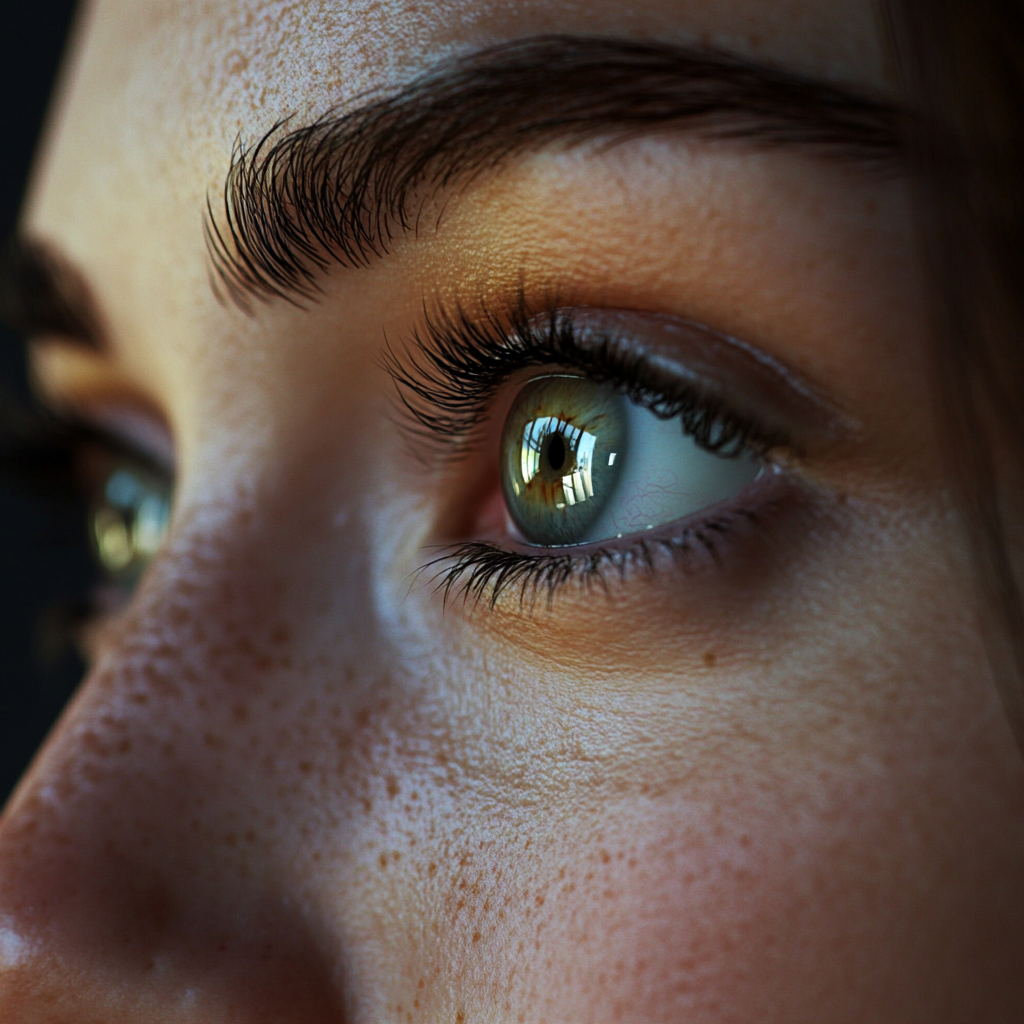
[0, 401, 165, 497]
[383, 292, 789, 462]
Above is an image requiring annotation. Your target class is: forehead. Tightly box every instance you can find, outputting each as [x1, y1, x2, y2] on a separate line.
[34, 0, 885, 187]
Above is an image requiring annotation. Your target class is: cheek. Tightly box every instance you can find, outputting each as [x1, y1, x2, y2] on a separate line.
[348, 712, 1022, 1024]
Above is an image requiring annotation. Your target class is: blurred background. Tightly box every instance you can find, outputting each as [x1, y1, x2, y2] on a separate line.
[0, 2, 91, 805]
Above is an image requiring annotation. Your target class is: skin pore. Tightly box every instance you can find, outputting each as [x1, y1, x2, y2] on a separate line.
[0, 0, 1022, 1021]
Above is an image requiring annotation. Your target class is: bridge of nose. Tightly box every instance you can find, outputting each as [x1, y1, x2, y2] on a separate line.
[0, 512, 384, 1023]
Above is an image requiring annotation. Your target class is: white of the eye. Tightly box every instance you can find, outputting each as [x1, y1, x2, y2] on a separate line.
[584, 401, 760, 543]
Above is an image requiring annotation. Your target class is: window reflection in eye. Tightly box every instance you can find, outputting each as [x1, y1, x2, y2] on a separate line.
[502, 374, 762, 548]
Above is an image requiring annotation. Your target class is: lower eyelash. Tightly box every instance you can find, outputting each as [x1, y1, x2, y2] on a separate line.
[422, 506, 761, 612]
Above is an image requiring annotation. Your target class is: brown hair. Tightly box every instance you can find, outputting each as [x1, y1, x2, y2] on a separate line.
[885, 0, 1024, 750]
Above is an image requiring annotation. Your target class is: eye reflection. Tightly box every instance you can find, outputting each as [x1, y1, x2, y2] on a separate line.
[502, 376, 627, 546]
[501, 374, 762, 548]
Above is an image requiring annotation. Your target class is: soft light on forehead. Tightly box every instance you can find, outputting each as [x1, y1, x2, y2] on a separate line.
[59, 0, 887, 140]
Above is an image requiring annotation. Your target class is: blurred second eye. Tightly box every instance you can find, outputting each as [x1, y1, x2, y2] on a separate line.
[89, 458, 172, 585]
[500, 374, 762, 548]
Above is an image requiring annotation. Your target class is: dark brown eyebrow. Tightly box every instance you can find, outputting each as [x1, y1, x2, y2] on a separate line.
[206, 34, 902, 312]
[0, 237, 104, 349]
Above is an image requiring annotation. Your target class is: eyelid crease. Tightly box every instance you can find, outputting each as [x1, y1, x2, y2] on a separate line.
[561, 309, 858, 454]
[384, 294, 853, 468]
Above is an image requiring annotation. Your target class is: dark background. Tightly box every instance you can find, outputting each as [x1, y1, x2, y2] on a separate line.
[1, 2, 90, 804]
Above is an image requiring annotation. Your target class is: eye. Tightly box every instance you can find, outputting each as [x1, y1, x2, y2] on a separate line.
[501, 374, 762, 547]
[88, 454, 173, 586]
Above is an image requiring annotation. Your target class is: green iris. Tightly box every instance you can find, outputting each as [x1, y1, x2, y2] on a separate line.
[500, 373, 763, 548]
[501, 375, 627, 546]
[90, 460, 172, 584]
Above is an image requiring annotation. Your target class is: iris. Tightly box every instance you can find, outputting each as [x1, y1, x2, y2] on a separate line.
[501, 374, 762, 547]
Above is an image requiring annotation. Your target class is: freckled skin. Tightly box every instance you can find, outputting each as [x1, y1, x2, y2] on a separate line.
[0, 0, 1022, 1021]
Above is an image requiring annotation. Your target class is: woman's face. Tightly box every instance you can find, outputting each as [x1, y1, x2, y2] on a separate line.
[1, 0, 1021, 1020]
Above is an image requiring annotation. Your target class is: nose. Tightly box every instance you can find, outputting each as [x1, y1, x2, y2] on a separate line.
[0, 509, 357, 1022]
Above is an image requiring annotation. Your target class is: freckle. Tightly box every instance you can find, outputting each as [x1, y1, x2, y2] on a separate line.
[361, 798, 373, 813]
[232, 703, 248, 722]
[472, 931, 481, 943]
[535, 894, 545, 906]
[270, 624, 291, 645]
[379, 853, 388, 869]
[130, 692, 149, 706]
[386, 776, 399, 799]
[457, 1013, 466, 1024]
[703, 650, 717, 667]
[116, 738, 131, 754]
[428, 862, 437, 876]
[600, 850, 610, 864]
[483, 898, 490, 912]
[393, 851, 401, 862]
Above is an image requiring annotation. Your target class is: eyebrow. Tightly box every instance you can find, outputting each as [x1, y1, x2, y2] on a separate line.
[206, 34, 901, 312]
[0, 237, 104, 350]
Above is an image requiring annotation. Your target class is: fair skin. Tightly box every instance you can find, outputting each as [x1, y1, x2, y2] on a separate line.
[0, 0, 1021, 1021]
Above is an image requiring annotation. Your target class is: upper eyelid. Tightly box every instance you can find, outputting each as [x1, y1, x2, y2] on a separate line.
[385, 299, 853, 461]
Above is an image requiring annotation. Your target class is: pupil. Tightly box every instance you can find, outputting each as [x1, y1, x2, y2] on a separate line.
[546, 432, 566, 472]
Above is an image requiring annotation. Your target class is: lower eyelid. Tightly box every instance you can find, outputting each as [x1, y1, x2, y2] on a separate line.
[429, 462, 797, 610]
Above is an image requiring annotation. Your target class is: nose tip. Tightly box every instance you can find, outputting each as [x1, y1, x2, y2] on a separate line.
[0, 780, 347, 1022]
[0, 774, 346, 1024]
[0, 645, 348, 1024]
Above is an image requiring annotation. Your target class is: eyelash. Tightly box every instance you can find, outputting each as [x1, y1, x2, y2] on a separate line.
[386, 292, 790, 608]
[0, 300, 789, 615]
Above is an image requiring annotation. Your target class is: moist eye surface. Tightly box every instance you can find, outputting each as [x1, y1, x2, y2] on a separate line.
[501, 373, 762, 548]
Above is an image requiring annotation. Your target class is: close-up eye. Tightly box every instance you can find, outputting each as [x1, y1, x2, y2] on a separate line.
[501, 373, 762, 547]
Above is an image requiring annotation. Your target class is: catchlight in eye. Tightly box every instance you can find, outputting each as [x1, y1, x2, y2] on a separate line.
[501, 374, 762, 548]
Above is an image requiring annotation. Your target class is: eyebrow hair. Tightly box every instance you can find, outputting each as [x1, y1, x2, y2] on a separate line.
[0, 237, 104, 349]
[206, 34, 902, 312]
